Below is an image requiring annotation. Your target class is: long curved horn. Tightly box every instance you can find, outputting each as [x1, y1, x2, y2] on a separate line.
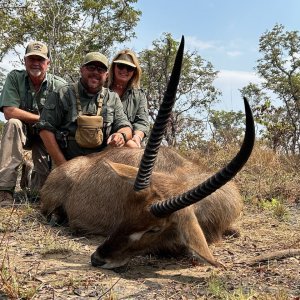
[150, 97, 255, 217]
[134, 36, 184, 191]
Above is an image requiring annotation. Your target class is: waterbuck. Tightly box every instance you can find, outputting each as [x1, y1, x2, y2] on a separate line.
[40, 36, 255, 269]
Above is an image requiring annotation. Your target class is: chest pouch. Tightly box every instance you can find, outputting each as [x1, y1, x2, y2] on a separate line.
[74, 84, 105, 148]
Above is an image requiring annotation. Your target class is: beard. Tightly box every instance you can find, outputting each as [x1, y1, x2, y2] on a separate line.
[28, 68, 42, 78]
[88, 78, 101, 89]
[84, 76, 104, 93]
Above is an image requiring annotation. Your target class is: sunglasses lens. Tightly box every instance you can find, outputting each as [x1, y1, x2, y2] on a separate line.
[86, 65, 106, 73]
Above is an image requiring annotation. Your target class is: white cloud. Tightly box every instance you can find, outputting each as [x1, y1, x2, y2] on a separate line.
[226, 50, 242, 57]
[185, 36, 250, 65]
[214, 69, 262, 111]
[185, 36, 216, 50]
[217, 69, 261, 84]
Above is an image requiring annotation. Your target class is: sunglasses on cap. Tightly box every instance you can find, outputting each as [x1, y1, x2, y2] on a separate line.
[85, 64, 107, 73]
[115, 63, 135, 72]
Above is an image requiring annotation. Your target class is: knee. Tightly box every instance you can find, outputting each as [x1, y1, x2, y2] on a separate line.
[6, 118, 23, 129]
[2, 118, 25, 144]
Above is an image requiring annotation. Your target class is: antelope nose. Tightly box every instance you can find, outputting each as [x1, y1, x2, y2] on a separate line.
[91, 252, 105, 267]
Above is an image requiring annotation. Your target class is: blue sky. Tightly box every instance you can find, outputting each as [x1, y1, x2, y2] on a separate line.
[121, 0, 300, 111]
[1, 0, 299, 122]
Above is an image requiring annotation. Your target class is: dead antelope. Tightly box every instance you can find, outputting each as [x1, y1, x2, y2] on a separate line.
[40, 36, 255, 269]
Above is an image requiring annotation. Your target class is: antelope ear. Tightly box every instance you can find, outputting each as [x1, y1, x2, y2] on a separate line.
[105, 160, 138, 180]
[180, 210, 222, 267]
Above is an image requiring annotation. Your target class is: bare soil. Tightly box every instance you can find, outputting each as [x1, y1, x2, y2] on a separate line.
[0, 200, 299, 300]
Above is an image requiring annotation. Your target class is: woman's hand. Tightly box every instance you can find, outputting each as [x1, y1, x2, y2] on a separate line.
[125, 134, 142, 148]
[125, 139, 139, 148]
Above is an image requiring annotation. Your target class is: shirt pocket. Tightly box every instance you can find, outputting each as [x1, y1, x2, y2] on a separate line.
[102, 106, 114, 124]
[44, 102, 56, 110]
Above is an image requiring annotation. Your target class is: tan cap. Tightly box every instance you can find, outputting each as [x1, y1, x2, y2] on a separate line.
[113, 53, 136, 68]
[25, 41, 49, 59]
[82, 52, 109, 69]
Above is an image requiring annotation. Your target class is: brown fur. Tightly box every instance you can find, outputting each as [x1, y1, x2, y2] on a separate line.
[40, 146, 242, 269]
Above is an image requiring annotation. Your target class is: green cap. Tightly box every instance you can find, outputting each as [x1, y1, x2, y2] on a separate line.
[25, 41, 49, 59]
[113, 53, 136, 68]
[82, 52, 108, 69]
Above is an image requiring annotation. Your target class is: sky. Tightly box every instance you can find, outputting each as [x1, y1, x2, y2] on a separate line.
[0, 0, 299, 122]
[121, 0, 300, 111]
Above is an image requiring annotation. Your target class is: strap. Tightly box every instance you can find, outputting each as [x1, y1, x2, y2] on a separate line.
[96, 87, 107, 116]
[74, 83, 106, 116]
[74, 83, 82, 116]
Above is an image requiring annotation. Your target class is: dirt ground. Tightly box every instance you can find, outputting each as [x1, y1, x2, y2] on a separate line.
[0, 200, 299, 299]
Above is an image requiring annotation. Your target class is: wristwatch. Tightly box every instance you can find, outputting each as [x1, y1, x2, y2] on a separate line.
[119, 132, 128, 143]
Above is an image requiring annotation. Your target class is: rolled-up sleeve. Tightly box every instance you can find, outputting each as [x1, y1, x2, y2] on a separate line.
[105, 92, 132, 133]
[132, 90, 150, 136]
[0, 71, 22, 111]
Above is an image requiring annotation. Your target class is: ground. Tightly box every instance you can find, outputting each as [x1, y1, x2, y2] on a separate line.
[0, 199, 299, 300]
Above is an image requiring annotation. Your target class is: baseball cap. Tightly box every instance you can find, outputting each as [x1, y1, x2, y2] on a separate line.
[82, 52, 109, 69]
[25, 41, 49, 59]
[113, 53, 136, 68]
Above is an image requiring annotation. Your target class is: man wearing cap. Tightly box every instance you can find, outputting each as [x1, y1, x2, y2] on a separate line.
[37, 52, 132, 167]
[0, 41, 66, 205]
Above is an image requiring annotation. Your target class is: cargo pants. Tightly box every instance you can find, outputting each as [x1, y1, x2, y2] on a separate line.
[0, 118, 49, 193]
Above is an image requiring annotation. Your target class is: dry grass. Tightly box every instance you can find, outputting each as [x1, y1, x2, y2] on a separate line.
[0, 146, 299, 299]
[185, 143, 300, 203]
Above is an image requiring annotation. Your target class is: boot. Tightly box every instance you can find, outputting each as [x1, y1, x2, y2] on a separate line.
[0, 191, 14, 206]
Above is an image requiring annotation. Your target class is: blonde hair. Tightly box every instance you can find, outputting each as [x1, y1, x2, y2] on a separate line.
[108, 49, 142, 89]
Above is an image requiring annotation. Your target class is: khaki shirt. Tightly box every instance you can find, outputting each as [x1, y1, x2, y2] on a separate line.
[0, 69, 66, 113]
[38, 80, 131, 139]
[120, 88, 150, 137]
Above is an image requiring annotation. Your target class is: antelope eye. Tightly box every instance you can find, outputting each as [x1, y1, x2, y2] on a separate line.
[146, 226, 161, 234]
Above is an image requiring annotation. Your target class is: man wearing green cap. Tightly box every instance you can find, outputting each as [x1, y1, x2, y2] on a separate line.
[0, 41, 66, 206]
[37, 52, 132, 167]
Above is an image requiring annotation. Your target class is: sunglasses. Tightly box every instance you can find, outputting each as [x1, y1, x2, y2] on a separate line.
[85, 64, 107, 73]
[115, 63, 135, 72]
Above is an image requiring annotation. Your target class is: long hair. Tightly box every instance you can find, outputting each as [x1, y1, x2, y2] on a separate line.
[107, 49, 142, 89]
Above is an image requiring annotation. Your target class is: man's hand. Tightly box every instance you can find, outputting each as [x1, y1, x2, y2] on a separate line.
[107, 132, 126, 147]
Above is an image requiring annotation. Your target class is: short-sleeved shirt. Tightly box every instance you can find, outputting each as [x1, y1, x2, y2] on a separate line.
[38, 80, 131, 135]
[0, 69, 66, 114]
[37, 80, 132, 158]
[120, 88, 150, 137]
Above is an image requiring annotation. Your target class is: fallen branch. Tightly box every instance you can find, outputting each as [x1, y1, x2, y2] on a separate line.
[246, 249, 300, 266]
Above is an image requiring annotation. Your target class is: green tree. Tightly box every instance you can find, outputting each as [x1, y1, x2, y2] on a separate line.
[139, 33, 221, 147]
[208, 110, 245, 147]
[1, 66, 7, 136]
[0, 66, 6, 93]
[241, 83, 294, 153]
[241, 24, 300, 154]
[0, 0, 141, 80]
[0, 120, 4, 138]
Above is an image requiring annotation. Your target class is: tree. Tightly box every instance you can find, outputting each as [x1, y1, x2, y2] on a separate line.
[0, 67, 6, 93]
[241, 24, 300, 154]
[208, 110, 245, 147]
[0, 0, 141, 80]
[0, 120, 4, 138]
[241, 83, 294, 153]
[139, 33, 221, 147]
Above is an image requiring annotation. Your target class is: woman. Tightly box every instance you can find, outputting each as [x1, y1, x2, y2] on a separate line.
[108, 49, 150, 148]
